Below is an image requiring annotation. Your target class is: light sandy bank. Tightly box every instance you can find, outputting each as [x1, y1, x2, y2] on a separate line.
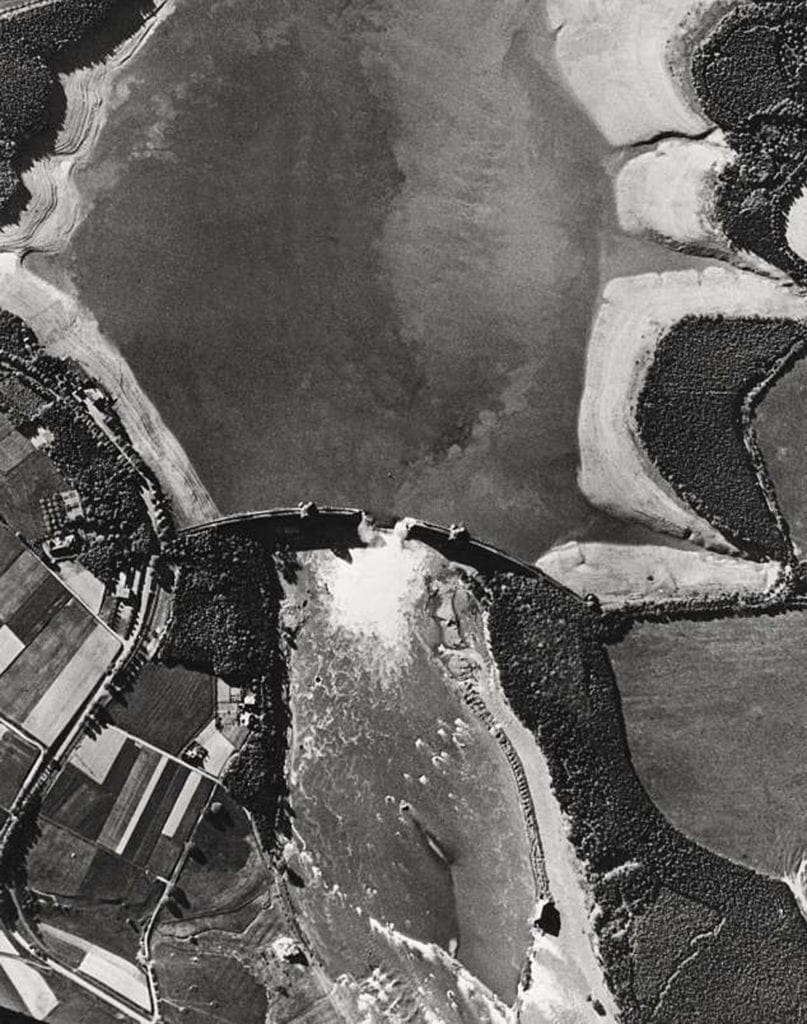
[0, 254, 217, 527]
[786, 185, 807, 266]
[617, 134, 728, 251]
[616, 134, 783, 278]
[480, 652, 617, 1023]
[0, 0, 218, 526]
[545, 0, 729, 146]
[537, 540, 784, 611]
[0, 0, 177, 257]
[579, 268, 807, 551]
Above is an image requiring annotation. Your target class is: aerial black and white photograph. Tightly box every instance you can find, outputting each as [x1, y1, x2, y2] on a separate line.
[0, 0, 801, 1021]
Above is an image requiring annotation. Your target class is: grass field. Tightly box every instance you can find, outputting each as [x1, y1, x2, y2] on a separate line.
[177, 790, 255, 915]
[611, 611, 807, 878]
[31, 817, 163, 961]
[0, 728, 37, 809]
[111, 664, 215, 755]
[28, 820, 100, 895]
[80, 848, 158, 913]
[153, 941, 266, 1024]
[0, 448, 65, 542]
[37, 849, 158, 961]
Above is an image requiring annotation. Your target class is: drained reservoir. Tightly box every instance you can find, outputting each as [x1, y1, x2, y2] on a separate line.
[34, 0, 609, 561]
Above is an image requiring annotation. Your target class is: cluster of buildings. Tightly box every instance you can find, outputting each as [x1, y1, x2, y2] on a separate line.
[40, 488, 85, 563]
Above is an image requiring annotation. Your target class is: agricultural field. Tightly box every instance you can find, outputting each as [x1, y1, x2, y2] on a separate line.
[0, 601, 118, 745]
[0, 927, 131, 1022]
[40, 925, 152, 1012]
[42, 727, 213, 881]
[0, 526, 120, 745]
[27, 720, 219, 1005]
[0, 423, 66, 544]
[109, 663, 215, 756]
[0, 930, 60, 1021]
[0, 926, 133, 1023]
[30, 720, 216, 974]
[0, 727, 38, 810]
[0, 529, 54, 642]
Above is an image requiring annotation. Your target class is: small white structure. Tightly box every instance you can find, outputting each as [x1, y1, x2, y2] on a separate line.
[43, 533, 81, 562]
[29, 426, 54, 450]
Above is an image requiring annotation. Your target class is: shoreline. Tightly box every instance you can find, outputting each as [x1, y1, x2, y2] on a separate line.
[0, 0, 218, 528]
[0, 255, 217, 531]
[480, 632, 617, 1022]
[578, 267, 807, 552]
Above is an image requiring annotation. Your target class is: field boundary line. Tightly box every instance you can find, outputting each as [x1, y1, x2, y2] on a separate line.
[108, 725, 221, 786]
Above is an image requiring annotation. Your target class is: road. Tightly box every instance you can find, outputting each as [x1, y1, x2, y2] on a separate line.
[0, 555, 170, 1022]
[0, 360, 177, 1019]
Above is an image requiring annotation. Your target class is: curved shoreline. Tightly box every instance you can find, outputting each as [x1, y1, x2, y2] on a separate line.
[578, 267, 807, 553]
[271, 515, 616, 1020]
[0, 255, 216, 527]
[0, 0, 217, 529]
[480, 650, 617, 1022]
[0, 0, 177, 257]
[537, 539, 784, 612]
[0, 0, 804, 1019]
[546, 0, 721, 146]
